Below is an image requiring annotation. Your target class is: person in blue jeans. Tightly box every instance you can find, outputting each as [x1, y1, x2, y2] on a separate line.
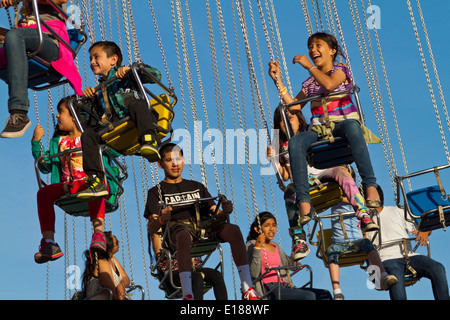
[0, 0, 82, 138]
[268, 32, 382, 224]
[325, 202, 397, 300]
[369, 186, 450, 300]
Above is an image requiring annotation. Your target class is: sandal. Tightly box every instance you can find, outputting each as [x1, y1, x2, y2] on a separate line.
[366, 199, 381, 208]
[300, 207, 314, 226]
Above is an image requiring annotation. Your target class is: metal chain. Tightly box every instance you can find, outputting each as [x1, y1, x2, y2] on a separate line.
[410, 0, 450, 163]
[148, 0, 173, 90]
[170, 0, 193, 179]
[185, 0, 221, 193]
[347, 0, 397, 194]
[174, 0, 207, 186]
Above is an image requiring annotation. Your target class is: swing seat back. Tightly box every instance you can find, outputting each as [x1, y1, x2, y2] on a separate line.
[316, 228, 368, 268]
[406, 185, 450, 231]
[307, 137, 354, 170]
[310, 181, 344, 213]
[99, 94, 174, 156]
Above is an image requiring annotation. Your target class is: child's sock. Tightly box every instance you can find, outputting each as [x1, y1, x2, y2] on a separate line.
[333, 288, 342, 296]
[45, 239, 56, 245]
[179, 271, 193, 297]
[237, 264, 253, 292]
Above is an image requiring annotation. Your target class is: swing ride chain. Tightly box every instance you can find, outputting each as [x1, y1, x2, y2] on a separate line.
[407, 0, 450, 164]
[148, 0, 174, 91]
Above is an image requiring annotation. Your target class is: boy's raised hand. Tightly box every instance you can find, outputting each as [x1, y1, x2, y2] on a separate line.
[115, 66, 131, 79]
[82, 87, 96, 98]
[32, 124, 45, 141]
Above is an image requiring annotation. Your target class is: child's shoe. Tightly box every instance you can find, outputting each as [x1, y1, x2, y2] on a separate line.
[89, 230, 106, 259]
[380, 274, 398, 291]
[242, 287, 260, 300]
[1, 113, 31, 138]
[140, 132, 160, 162]
[34, 239, 64, 264]
[333, 293, 345, 300]
[291, 238, 310, 261]
[360, 216, 379, 233]
[77, 175, 109, 201]
[183, 294, 194, 300]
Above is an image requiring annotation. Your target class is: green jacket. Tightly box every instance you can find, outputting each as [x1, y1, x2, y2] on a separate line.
[31, 136, 122, 202]
[98, 64, 162, 119]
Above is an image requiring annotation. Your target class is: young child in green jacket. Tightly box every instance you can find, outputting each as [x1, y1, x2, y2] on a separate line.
[76, 41, 163, 201]
[32, 97, 120, 264]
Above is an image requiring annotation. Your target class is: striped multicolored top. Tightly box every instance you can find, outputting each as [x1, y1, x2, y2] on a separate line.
[302, 65, 360, 126]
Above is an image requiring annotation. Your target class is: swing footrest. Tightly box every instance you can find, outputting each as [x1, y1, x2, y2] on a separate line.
[55, 196, 117, 217]
[406, 185, 450, 232]
[307, 137, 354, 169]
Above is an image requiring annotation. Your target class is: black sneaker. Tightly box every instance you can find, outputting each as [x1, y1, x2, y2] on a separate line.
[76, 176, 109, 201]
[34, 239, 64, 264]
[140, 132, 160, 162]
[1, 113, 31, 138]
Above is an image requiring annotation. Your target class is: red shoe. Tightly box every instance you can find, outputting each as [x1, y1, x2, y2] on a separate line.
[183, 294, 194, 300]
[242, 287, 260, 300]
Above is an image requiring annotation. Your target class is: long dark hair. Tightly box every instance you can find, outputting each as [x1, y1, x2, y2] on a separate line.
[307, 32, 345, 62]
[247, 211, 277, 242]
[273, 106, 307, 147]
[81, 232, 116, 294]
[52, 96, 78, 138]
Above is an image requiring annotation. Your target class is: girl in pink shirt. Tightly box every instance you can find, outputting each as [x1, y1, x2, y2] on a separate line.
[246, 212, 331, 300]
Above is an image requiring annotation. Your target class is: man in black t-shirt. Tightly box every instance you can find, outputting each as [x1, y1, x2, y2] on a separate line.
[145, 143, 260, 300]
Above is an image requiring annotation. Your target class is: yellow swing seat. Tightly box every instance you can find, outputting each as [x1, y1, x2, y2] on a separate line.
[100, 94, 174, 156]
[316, 228, 368, 268]
[309, 180, 344, 213]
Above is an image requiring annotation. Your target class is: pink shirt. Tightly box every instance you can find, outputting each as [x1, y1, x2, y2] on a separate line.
[261, 244, 286, 284]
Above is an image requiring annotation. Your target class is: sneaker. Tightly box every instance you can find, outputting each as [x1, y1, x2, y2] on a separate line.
[89, 231, 106, 259]
[140, 132, 160, 162]
[76, 176, 109, 201]
[1, 113, 31, 138]
[379, 274, 398, 291]
[291, 238, 310, 261]
[182, 294, 194, 300]
[360, 216, 379, 233]
[34, 239, 64, 264]
[333, 293, 345, 300]
[242, 287, 260, 300]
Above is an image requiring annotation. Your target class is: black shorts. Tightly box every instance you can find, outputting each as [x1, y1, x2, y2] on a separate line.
[168, 217, 227, 250]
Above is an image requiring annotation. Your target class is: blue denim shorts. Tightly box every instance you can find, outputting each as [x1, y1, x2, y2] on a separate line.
[325, 238, 374, 265]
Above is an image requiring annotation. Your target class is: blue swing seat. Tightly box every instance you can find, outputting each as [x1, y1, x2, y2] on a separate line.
[306, 137, 354, 169]
[406, 185, 450, 232]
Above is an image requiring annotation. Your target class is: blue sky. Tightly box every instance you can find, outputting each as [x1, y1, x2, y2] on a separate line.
[1, 0, 450, 300]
